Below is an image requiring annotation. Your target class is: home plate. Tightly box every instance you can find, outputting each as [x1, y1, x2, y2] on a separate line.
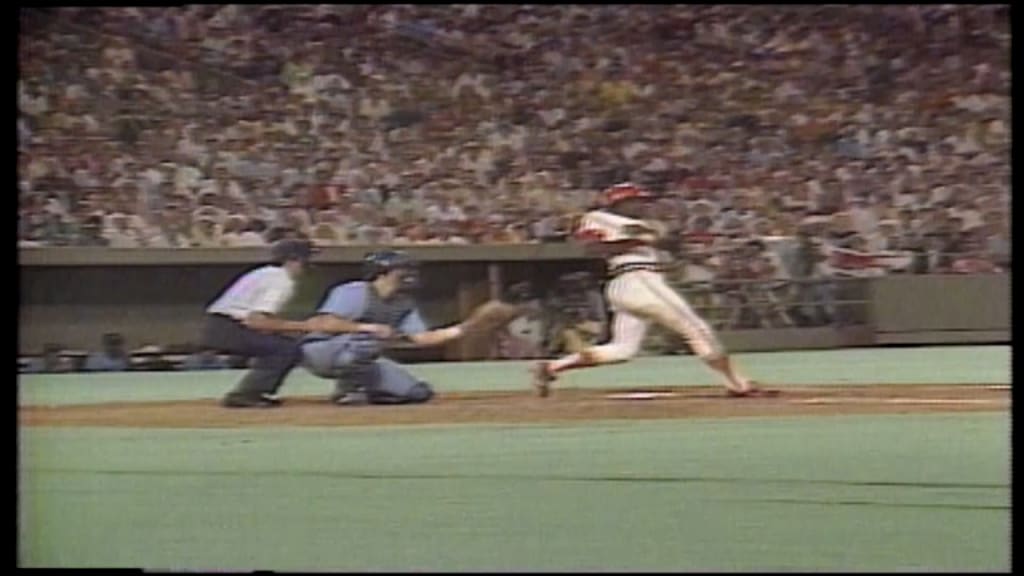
[606, 392, 680, 401]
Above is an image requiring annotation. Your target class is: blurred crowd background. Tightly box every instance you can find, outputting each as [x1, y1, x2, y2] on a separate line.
[18, 6, 1010, 370]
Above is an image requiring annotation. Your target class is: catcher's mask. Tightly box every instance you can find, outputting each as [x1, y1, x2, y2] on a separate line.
[363, 250, 420, 293]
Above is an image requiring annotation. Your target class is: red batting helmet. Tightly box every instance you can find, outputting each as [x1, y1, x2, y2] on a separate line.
[601, 182, 654, 208]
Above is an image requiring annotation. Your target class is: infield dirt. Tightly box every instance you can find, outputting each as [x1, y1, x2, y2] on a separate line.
[19, 384, 1009, 428]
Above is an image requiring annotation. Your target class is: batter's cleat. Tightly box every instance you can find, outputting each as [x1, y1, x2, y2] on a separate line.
[332, 390, 370, 406]
[531, 361, 556, 398]
[726, 382, 780, 398]
[221, 392, 282, 408]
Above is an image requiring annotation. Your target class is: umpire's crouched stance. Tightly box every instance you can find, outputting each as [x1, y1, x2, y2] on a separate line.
[201, 239, 318, 408]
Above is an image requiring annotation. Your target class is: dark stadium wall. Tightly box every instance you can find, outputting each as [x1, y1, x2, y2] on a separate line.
[18, 250, 1009, 357]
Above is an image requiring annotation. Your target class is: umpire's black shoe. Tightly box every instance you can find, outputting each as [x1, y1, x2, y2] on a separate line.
[221, 392, 282, 408]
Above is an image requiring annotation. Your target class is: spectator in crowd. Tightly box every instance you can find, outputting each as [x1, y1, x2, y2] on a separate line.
[21, 343, 75, 373]
[219, 215, 247, 246]
[544, 272, 607, 356]
[983, 211, 1010, 271]
[950, 229, 1002, 274]
[181, 347, 232, 370]
[191, 216, 222, 247]
[788, 228, 836, 327]
[84, 332, 130, 371]
[16, 5, 1008, 283]
[236, 218, 269, 246]
[494, 281, 546, 359]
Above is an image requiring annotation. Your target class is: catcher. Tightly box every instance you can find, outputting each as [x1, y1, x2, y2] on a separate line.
[299, 250, 522, 405]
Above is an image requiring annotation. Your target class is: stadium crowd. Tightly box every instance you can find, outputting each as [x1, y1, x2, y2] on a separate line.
[19, 6, 1010, 280]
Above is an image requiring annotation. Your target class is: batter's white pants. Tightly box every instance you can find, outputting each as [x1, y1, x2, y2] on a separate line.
[588, 270, 724, 363]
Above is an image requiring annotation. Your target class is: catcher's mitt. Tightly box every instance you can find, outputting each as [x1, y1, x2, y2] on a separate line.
[461, 299, 527, 336]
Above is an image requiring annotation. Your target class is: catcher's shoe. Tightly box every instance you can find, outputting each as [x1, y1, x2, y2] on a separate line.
[726, 382, 780, 398]
[332, 390, 370, 406]
[531, 361, 556, 398]
[221, 392, 282, 408]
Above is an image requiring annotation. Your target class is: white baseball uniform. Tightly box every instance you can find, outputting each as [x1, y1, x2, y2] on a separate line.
[575, 210, 723, 362]
[207, 265, 295, 320]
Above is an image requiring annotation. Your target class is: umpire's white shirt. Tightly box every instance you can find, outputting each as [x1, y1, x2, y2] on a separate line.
[207, 265, 295, 320]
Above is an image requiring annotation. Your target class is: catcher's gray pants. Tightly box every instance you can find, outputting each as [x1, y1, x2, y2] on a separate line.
[301, 334, 433, 404]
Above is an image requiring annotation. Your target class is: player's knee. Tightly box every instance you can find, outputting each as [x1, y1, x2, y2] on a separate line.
[367, 382, 433, 405]
[329, 338, 380, 372]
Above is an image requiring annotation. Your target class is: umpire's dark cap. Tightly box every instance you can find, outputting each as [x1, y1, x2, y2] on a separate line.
[271, 239, 316, 264]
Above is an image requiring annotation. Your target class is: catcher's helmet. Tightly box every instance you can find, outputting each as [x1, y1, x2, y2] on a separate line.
[601, 182, 655, 208]
[363, 250, 420, 291]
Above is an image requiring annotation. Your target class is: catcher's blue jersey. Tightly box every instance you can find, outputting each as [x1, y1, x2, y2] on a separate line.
[300, 281, 434, 403]
[311, 281, 428, 339]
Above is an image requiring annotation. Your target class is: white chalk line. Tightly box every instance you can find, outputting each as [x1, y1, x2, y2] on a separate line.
[606, 392, 680, 401]
[793, 397, 1007, 406]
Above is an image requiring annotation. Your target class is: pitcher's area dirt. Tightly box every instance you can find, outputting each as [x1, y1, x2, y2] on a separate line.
[19, 384, 1009, 429]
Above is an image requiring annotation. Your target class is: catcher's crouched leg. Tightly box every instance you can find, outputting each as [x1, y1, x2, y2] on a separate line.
[300, 334, 382, 402]
[367, 358, 434, 405]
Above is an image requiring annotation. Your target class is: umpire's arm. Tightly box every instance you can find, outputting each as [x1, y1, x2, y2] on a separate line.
[243, 312, 320, 333]
[240, 284, 319, 333]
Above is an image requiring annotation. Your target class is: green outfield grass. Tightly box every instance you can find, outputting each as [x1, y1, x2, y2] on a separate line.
[18, 346, 1011, 571]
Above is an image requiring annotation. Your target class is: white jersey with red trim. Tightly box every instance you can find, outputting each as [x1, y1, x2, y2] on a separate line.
[573, 209, 722, 362]
[575, 210, 664, 269]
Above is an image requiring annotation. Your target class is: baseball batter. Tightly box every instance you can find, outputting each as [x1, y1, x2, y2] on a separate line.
[531, 183, 775, 398]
